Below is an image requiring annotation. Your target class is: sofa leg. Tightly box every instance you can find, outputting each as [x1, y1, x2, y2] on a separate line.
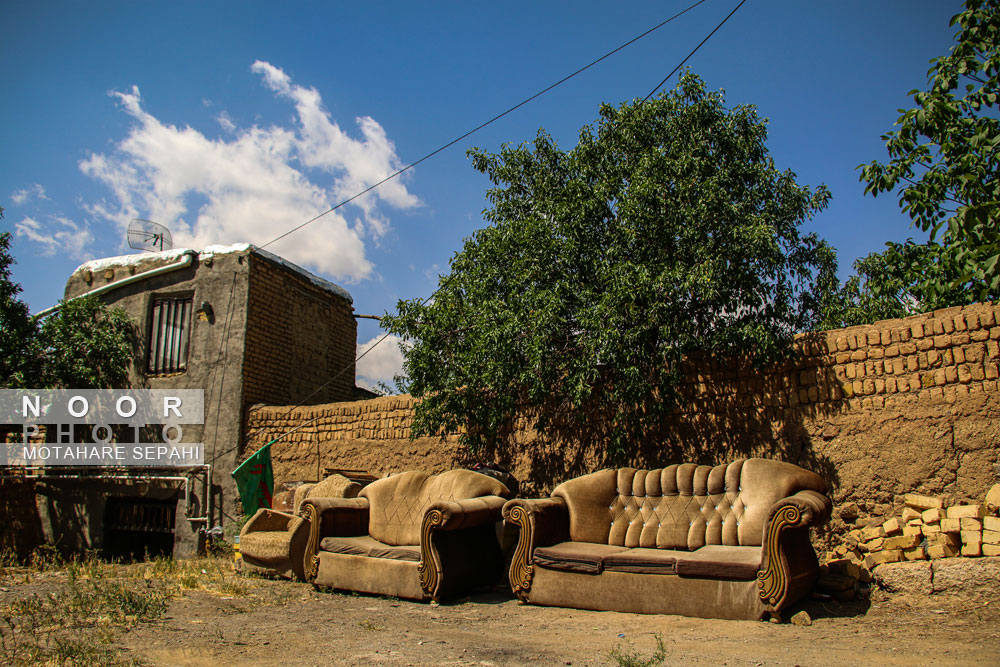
[768, 611, 783, 624]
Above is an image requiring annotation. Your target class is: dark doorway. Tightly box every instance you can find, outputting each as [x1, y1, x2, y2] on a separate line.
[102, 496, 177, 561]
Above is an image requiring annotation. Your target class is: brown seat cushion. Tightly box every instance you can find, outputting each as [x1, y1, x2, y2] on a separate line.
[533, 542, 628, 574]
[674, 545, 762, 580]
[603, 548, 690, 575]
[319, 535, 421, 562]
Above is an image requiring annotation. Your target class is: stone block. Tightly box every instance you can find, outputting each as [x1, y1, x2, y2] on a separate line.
[984, 516, 1000, 532]
[961, 542, 982, 557]
[860, 537, 884, 552]
[905, 494, 943, 510]
[921, 508, 944, 524]
[940, 517, 961, 533]
[881, 517, 902, 536]
[901, 508, 921, 522]
[947, 504, 985, 520]
[926, 533, 961, 547]
[903, 524, 923, 538]
[984, 544, 1000, 557]
[872, 561, 932, 595]
[921, 524, 941, 536]
[960, 517, 982, 531]
[860, 525, 885, 541]
[926, 543, 960, 559]
[884, 534, 921, 550]
[903, 547, 927, 561]
[985, 484, 1000, 514]
[864, 549, 903, 569]
[983, 530, 1000, 546]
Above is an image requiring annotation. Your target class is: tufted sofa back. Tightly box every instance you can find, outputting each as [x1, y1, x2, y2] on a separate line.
[362, 469, 510, 546]
[552, 459, 827, 550]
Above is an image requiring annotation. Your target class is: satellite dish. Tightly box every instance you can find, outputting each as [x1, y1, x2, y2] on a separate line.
[127, 219, 173, 252]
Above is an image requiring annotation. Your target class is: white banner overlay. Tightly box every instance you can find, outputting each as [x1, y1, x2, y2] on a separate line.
[1, 389, 204, 466]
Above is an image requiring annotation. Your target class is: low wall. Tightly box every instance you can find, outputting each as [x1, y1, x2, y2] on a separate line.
[244, 303, 1000, 550]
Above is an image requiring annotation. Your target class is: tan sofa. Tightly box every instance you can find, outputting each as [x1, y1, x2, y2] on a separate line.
[302, 469, 511, 601]
[239, 474, 362, 580]
[502, 458, 830, 621]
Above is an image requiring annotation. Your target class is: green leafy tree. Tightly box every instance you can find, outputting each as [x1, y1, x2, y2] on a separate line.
[1, 207, 139, 388]
[382, 73, 834, 457]
[859, 0, 1000, 302]
[36, 295, 140, 388]
[1, 211, 42, 387]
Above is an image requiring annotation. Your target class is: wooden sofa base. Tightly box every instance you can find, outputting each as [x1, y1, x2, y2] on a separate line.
[526, 567, 767, 620]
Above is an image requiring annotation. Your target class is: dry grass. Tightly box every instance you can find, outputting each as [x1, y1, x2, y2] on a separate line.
[0, 548, 257, 666]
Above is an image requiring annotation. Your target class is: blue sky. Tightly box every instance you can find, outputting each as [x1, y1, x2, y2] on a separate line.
[1, 1, 961, 388]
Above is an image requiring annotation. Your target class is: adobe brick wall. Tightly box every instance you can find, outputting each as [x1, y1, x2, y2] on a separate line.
[243, 253, 357, 408]
[244, 302, 1000, 549]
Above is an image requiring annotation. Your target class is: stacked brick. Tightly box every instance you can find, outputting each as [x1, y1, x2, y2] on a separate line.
[246, 396, 420, 447]
[243, 254, 357, 407]
[821, 484, 1000, 598]
[677, 303, 1000, 416]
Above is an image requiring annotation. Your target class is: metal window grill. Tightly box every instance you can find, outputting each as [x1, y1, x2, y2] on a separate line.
[148, 297, 192, 374]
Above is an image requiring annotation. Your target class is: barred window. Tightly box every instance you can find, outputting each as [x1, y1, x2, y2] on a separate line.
[148, 297, 193, 374]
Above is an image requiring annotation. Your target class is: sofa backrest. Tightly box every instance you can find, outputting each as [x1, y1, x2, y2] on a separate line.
[361, 469, 510, 546]
[552, 458, 827, 550]
[292, 474, 363, 515]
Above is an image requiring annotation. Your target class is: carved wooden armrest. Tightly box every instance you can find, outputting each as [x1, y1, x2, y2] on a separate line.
[301, 497, 370, 582]
[757, 490, 832, 614]
[501, 498, 569, 602]
[417, 496, 507, 599]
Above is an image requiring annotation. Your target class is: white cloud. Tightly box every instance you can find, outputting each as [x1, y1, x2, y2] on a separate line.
[79, 62, 420, 282]
[10, 184, 48, 206]
[355, 334, 408, 391]
[15, 216, 93, 258]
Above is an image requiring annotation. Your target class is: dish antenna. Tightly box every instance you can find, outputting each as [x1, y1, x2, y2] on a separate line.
[127, 219, 173, 252]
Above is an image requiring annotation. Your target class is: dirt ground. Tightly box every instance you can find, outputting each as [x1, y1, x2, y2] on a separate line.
[4, 560, 998, 667]
[119, 578, 1000, 666]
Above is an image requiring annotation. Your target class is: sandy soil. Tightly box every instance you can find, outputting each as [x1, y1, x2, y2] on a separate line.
[117, 579, 999, 667]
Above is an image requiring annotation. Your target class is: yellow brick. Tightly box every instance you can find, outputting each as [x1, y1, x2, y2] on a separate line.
[960, 517, 982, 531]
[864, 549, 903, 569]
[860, 525, 885, 541]
[905, 494, 943, 510]
[983, 544, 1000, 557]
[926, 533, 961, 547]
[926, 544, 960, 559]
[961, 530, 983, 544]
[921, 508, 945, 524]
[947, 504, 985, 520]
[903, 524, 923, 538]
[884, 534, 921, 550]
[882, 517, 902, 535]
[901, 508, 921, 522]
[984, 516, 1000, 532]
[961, 542, 982, 557]
[983, 530, 1000, 545]
[922, 524, 942, 536]
[860, 537, 884, 552]
[940, 518, 961, 533]
[903, 547, 927, 561]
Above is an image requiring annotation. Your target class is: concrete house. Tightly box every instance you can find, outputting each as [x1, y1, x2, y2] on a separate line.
[20, 243, 359, 557]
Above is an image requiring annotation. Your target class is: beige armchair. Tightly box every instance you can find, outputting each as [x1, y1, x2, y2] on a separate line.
[302, 469, 511, 601]
[239, 473, 362, 580]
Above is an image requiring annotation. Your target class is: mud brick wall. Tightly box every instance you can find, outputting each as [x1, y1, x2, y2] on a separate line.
[245, 303, 1000, 547]
[243, 254, 357, 407]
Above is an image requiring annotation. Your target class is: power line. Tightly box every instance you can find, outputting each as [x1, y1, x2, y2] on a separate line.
[233, 0, 751, 463]
[258, 0, 711, 251]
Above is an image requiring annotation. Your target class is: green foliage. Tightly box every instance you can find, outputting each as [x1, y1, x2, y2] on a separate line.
[36, 295, 140, 389]
[0, 229, 40, 388]
[818, 238, 989, 329]
[859, 0, 1000, 301]
[382, 73, 833, 457]
[0, 215, 139, 389]
[608, 634, 668, 667]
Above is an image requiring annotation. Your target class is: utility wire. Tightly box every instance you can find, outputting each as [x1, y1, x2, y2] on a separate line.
[258, 0, 710, 251]
[233, 0, 750, 462]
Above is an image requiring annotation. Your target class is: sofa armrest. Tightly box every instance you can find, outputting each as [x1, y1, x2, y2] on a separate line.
[241, 508, 299, 535]
[501, 498, 569, 602]
[417, 496, 508, 599]
[757, 490, 832, 616]
[423, 496, 507, 531]
[301, 497, 370, 581]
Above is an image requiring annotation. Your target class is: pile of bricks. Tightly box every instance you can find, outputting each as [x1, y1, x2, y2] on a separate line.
[818, 484, 1000, 600]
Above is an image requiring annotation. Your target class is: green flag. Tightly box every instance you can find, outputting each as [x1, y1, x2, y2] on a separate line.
[232, 443, 273, 516]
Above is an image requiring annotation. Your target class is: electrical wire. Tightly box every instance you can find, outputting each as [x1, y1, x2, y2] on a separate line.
[258, 0, 711, 251]
[232, 0, 751, 463]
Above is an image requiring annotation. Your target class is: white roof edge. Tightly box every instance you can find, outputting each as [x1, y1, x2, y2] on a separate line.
[69, 244, 353, 304]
